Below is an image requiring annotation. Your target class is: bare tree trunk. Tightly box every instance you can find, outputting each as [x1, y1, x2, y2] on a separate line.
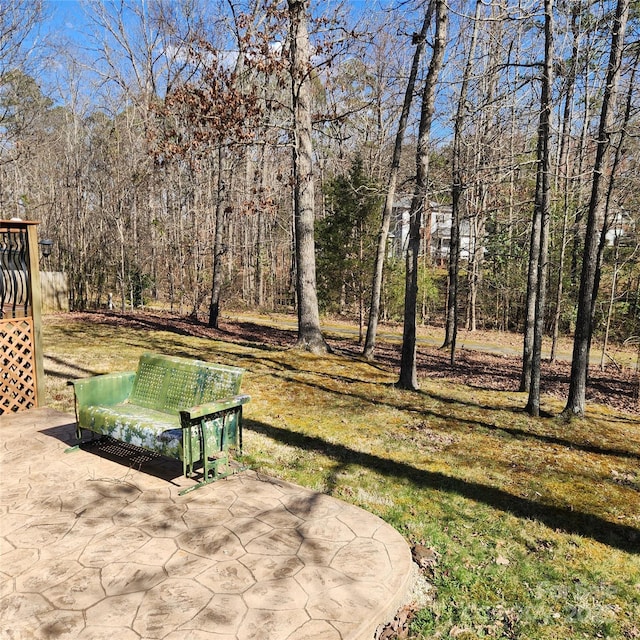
[564, 0, 630, 417]
[597, 48, 639, 369]
[520, 4, 552, 393]
[551, 4, 580, 363]
[444, 0, 481, 363]
[521, 257, 539, 393]
[398, 0, 448, 390]
[571, 23, 596, 287]
[466, 213, 483, 332]
[255, 149, 267, 309]
[600, 235, 621, 371]
[208, 147, 225, 328]
[117, 218, 126, 312]
[525, 0, 554, 417]
[468, 3, 504, 333]
[288, 0, 329, 354]
[363, 7, 432, 360]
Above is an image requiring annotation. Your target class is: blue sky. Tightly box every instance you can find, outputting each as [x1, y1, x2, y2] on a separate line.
[44, 0, 88, 42]
[42, 0, 396, 39]
[35, 0, 417, 112]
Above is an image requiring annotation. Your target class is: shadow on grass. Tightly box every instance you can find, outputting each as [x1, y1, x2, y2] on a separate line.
[60, 311, 299, 347]
[257, 362, 640, 462]
[419, 388, 640, 460]
[44, 354, 104, 379]
[246, 418, 640, 554]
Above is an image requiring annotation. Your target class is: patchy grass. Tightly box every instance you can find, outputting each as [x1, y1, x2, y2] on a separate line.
[43, 311, 640, 640]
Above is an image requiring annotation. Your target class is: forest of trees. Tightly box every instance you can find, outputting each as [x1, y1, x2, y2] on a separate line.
[1, 0, 639, 414]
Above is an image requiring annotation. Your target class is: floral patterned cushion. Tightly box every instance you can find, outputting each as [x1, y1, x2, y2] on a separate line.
[78, 403, 184, 459]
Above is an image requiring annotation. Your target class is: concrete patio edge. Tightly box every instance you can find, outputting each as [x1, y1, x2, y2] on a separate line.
[1, 407, 414, 640]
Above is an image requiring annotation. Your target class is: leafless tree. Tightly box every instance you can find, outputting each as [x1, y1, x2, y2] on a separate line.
[288, 0, 329, 353]
[398, 0, 448, 390]
[363, 5, 432, 360]
[564, 0, 630, 417]
[523, 0, 554, 417]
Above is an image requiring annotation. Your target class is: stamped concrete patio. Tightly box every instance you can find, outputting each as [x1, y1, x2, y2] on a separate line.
[0, 408, 413, 640]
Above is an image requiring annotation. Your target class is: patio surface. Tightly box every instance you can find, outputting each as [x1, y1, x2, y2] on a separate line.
[0, 408, 413, 640]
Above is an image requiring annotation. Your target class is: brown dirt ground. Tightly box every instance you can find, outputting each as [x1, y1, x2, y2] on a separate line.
[68, 311, 640, 415]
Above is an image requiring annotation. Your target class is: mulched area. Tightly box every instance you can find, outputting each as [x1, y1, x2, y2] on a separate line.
[69, 311, 640, 415]
[378, 341, 639, 415]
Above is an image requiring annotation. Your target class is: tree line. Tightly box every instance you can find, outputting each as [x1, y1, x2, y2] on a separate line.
[1, 0, 639, 416]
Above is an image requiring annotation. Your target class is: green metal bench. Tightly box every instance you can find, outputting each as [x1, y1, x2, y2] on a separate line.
[69, 353, 250, 493]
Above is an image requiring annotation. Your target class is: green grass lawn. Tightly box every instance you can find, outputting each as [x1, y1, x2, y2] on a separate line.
[43, 312, 640, 640]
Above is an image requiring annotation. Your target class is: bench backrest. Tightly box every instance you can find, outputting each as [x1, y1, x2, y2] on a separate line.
[129, 353, 244, 414]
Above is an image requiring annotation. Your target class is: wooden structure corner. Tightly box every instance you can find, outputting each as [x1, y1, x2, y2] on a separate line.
[1, 220, 45, 413]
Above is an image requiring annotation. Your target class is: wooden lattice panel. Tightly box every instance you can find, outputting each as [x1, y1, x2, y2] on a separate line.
[0, 317, 37, 414]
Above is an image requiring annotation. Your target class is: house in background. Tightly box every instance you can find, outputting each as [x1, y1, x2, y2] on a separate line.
[389, 197, 472, 264]
[389, 197, 634, 265]
[604, 209, 635, 247]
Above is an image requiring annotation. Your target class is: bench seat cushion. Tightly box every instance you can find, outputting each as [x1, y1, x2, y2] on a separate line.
[78, 403, 184, 459]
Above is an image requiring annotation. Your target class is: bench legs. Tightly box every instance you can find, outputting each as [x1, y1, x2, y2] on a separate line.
[180, 407, 245, 495]
[64, 406, 245, 495]
[64, 426, 103, 453]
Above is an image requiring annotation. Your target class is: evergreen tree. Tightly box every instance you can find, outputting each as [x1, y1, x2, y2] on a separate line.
[317, 158, 381, 333]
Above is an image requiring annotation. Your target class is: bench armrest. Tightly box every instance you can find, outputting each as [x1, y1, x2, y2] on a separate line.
[180, 394, 251, 422]
[70, 371, 137, 408]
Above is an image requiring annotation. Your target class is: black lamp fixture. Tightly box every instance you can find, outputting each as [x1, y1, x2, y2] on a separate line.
[39, 238, 53, 258]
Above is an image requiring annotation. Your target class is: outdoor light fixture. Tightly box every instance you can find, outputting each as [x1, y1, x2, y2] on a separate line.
[39, 238, 53, 258]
